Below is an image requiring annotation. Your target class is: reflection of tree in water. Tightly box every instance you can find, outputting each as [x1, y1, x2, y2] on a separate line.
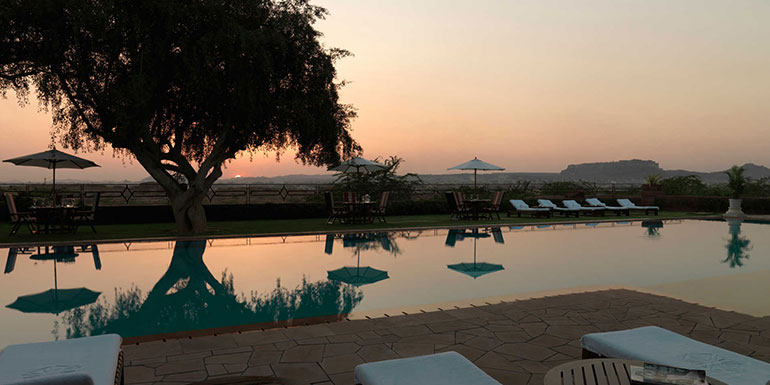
[62, 241, 362, 338]
[724, 234, 751, 268]
[343, 232, 401, 256]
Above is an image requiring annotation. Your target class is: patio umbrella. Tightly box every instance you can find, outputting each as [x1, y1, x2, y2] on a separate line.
[7, 287, 100, 314]
[446, 228, 504, 279]
[327, 233, 389, 286]
[328, 157, 388, 173]
[448, 157, 505, 189]
[7, 246, 100, 314]
[3, 147, 100, 198]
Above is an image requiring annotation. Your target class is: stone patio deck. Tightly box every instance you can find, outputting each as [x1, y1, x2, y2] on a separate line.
[123, 289, 770, 385]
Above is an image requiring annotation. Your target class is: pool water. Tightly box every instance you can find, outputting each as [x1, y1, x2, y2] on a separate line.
[1, 219, 767, 348]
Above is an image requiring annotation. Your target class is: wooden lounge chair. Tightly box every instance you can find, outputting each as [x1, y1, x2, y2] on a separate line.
[324, 191, 350, 224]
[370, 191, 390, 223]
[562, 199, 605, 216]
[581, 326, 770, 385]
[4, 192, 37, 236]
[585, 197, 630, 216]
[354, 351, 501, 385]
[537, 199, 580, 217]
[617, 198, 659, 215]
[482, 191, 504, 219]
[507, 199, 551, 218]
[73, 192, 100, 233]
[0, 334, 124, 385]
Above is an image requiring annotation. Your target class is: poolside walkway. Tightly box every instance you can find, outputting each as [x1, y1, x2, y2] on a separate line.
[123, 289, 770, 385]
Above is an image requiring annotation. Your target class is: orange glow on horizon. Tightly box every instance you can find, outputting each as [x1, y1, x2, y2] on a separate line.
[1, 0, 769, 182]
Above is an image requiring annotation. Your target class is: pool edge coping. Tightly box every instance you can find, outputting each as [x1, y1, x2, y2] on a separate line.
[0, 214, 728, 248]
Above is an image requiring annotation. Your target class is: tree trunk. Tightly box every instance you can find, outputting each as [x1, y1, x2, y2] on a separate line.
[170, 191, 208, 233]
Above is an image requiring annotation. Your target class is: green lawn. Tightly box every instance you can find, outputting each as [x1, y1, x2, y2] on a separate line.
[0, 211, 717, 245]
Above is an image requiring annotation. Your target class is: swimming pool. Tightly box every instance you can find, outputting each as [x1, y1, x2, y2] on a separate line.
[1, 218, 767, 348]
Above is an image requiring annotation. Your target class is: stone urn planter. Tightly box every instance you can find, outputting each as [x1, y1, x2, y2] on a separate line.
[724, 198, 745, 218]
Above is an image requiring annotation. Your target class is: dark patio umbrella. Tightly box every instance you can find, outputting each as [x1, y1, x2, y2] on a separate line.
[328, 157, 387, 173]
[3, 147, 100, 198]
[448, 157, 505, 189]
[6, 246, 100, 314]
[446, 228, 504, 279]
[327, 234, 389, 287]
[7, 287, 100, 314]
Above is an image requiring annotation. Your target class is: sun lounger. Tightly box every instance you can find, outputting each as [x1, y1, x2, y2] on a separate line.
[581, 326, 770, 385]
[563, 200, 605, 216]
[537, 199, 580, 217]
[617, 198, 659, 215]
[585, 198, 630, 216]
[507, 200, 551, 218]
[0, 334, 124, 385]
[354, 351, 501, 385]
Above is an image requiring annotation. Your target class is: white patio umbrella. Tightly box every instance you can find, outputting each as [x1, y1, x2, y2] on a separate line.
[448, 157, 505, 189]
[328, 157, 388, 173]
[3, 147, 100, 197]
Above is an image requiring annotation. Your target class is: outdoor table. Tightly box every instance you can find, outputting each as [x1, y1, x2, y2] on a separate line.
[543, 358, 726, 385]
[343, 201, 376, 224]
[462, 199, 490, 220]
[30, 206, 77, 234]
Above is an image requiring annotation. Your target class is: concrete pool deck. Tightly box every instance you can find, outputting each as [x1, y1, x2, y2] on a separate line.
[122, 289, 770, 385]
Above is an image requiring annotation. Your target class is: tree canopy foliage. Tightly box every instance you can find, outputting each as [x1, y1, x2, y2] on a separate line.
[0, 0, 358, 232]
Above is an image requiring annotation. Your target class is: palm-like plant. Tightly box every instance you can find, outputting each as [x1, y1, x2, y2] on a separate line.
[645, 174, 663, 186]
[726, 165, 747, 199]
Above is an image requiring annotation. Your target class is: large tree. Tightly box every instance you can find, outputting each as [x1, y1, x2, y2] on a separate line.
[0, 0, 358, 232]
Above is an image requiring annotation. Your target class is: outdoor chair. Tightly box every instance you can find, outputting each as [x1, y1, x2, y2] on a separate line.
[452, 191, 471, 220]
[370, 191, 390, 223]
[73, 192, 100, 233]
[581, 326, 770, 385]
[537, 199, 580, 217]
[562, 199, 605, 216]
[507, 199, 551, 218]
[585, 197, 630, 216]
[354, 351, 501, 385]
[445, 191, 470, 220]
[616, 198, 659, 215]
[482, 191, 504, 219]
[0, 334, 124, 385]
[343, 191, 357, 203]
[4, 192, 37, 236]
[324, 191, 350, 224]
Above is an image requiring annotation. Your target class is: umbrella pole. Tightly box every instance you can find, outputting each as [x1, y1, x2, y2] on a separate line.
[52, 162, 57, 204]
[474, 169, 477, 190]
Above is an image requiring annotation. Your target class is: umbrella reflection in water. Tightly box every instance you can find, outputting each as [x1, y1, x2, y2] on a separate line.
[326, 233, 391, 287]
[445, 228, 505, 279]
[6, 246, 101, 314]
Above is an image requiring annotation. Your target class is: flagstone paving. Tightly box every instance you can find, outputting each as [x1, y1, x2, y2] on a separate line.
[123, 289, 770, 385]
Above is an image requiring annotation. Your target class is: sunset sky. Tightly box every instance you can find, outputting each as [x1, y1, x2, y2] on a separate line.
[1, 0, 769, 182]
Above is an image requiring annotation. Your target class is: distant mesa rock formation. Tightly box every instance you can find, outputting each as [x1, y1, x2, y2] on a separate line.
[560, 159, 662, 182]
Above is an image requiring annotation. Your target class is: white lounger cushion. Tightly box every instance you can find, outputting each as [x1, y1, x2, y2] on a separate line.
[510, 200, 549, 211]
[0, 334, 122, 385]
[537, 199, 576, 211]
[354, 351, 501, 385]
[616, 198, 659, 210]
[581, 326, 770, 385]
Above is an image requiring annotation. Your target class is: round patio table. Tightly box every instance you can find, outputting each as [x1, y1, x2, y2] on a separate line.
[543, 358, 726, 385]
[343, 201, 376, 224]
[462, 199, 490, 220]
[30, 206, 76, 234]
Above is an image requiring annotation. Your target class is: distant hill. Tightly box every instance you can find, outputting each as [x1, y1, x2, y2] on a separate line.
[558, 159, 770, 183]
[5, 159, 769, 185]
